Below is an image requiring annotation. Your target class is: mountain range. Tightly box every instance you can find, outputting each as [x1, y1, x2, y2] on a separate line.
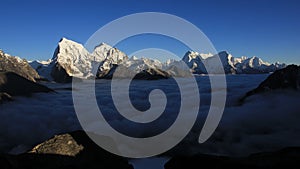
[3, 38, 287, 83]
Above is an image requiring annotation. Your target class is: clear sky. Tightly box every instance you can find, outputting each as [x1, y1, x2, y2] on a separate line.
[0, 0, 299, 64]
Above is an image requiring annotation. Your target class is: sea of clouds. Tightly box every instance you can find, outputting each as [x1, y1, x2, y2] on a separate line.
[1, 74, 300, 157]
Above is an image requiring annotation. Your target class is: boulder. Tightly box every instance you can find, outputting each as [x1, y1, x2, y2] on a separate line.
[29, 132, 84, 156]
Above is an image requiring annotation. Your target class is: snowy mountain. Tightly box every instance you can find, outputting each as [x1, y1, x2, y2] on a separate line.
[31, 38, 129, 82]
[28, 59, 53, 80]
[182, 51, 286, 74]
[29, 38, 286, 82]
[94, 42, 128, 78]
[30, 38, 172, 82]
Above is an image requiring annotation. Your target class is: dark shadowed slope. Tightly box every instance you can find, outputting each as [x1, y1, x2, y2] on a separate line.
[0, 72, 53, 103]
[165, 147, 300, 169]
[241, 64, 300, 102]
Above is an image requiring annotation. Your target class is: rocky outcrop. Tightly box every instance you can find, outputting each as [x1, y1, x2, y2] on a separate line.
[0, 130, 133, 169]
[97, 64, 135, 79]
[0, 72, 53, 103]
[51, 62, 73, 83]
[133, 68, 171, 80]
[96, 64, 171, 80]
[165, 147, 300, 169]
[0, 50, 40, 82]
[165, 64, 192, 77]
[241, 65, 300, 101]
[29, 132, 84, 156]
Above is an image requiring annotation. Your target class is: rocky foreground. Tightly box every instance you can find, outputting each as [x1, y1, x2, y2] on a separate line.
[0, 131, 133, 169]
[0, 130, 299, 169]
[165, 147, 300, 169]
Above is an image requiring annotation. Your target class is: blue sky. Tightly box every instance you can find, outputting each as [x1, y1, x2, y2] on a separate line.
[0, 0, 299, 64]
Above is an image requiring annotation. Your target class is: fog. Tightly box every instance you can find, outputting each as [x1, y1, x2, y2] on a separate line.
[1, 74, 300, 157]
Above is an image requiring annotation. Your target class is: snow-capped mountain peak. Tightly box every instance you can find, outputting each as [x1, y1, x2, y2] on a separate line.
[184, 51, 200, 62]
[199, 53, 214, 59]
[92, 42, 114, 62]
[129, 56, 139, 61]
[29, 37, 286, 82]
[31, 38, 128, 81]
[53, 38, 92, 78]
[183, 50, 286, 74]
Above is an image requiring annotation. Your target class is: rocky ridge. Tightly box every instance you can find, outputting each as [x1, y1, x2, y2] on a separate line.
[241, 64, 300, 101]
[0, 72, 53, 103]
[0, 50, 40, 82]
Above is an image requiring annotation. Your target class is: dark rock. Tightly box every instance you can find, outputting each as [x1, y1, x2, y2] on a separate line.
[0, 155, 12, 169]
[133, 68, 171, 80]
[97, 64, 171, 80]
[182, 51, 207, 74]
[51, 62, 73, 83]
[0, 92, 13, 103]
[96, 64, 135, 79]
[0, 50, 40, 82]
[165, 65, 192, 77]
[0, 72, 53, 97]
[165, 147, 300, 169]
[241, 65, 300, 101]
[0, 130, 133, 169]
[216, 51, 237, 74]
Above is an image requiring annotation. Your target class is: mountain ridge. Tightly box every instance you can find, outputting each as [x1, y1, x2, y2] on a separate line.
[21, 37, 286, 82]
